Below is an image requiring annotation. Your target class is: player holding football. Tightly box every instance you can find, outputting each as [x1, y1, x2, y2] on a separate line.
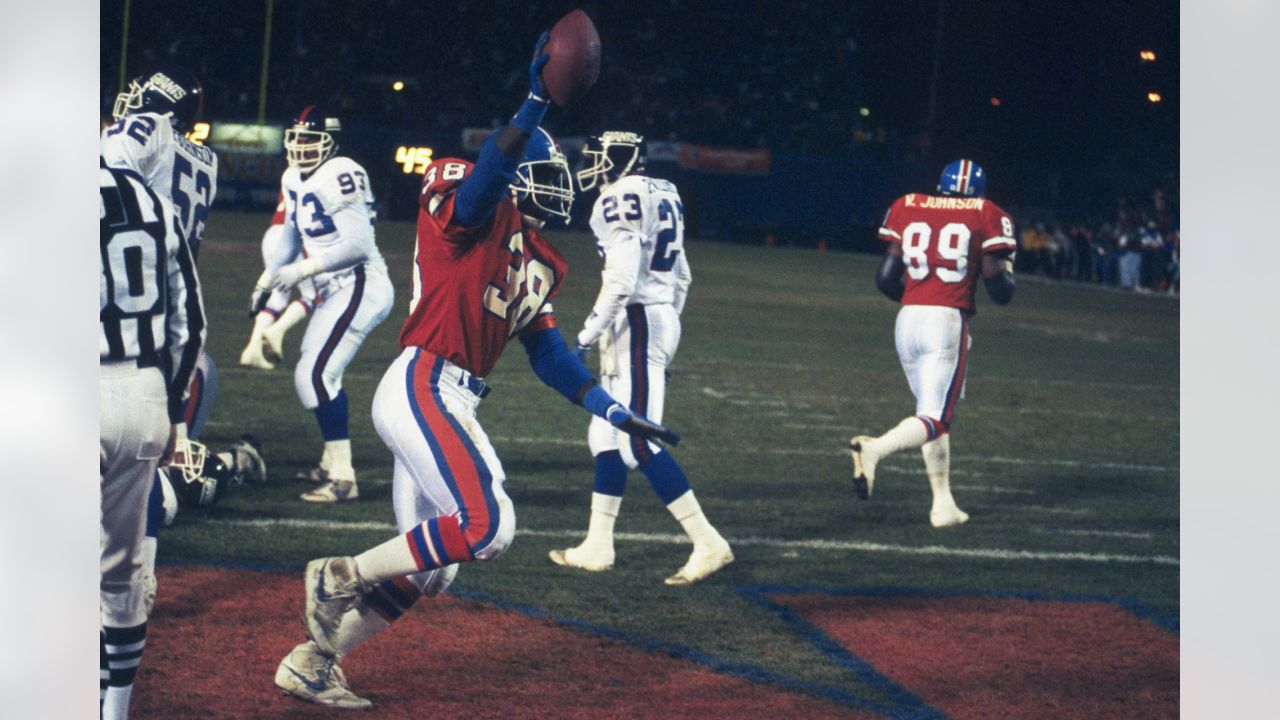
[240, 193, 316, 371]
[274, 33, 677, 709]
[549, 131, 733, 584]
[103, 66, 264, 614]
[252, 106, 394, 503]
[850, 159, 1016, 527]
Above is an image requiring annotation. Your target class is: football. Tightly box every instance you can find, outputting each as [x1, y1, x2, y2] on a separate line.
[540, 9, 602, 106]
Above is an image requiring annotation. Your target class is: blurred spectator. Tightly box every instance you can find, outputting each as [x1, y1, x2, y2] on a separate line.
[1071, 224, 1094, 282]
[1117, 224, 1142, 290]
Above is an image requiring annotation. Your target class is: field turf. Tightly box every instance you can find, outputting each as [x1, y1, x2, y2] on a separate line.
[158, 210, 1179, 716]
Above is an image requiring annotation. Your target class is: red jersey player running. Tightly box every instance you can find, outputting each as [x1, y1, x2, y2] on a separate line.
[274, 32, 678, 710]
[849, 159, 1016, 528]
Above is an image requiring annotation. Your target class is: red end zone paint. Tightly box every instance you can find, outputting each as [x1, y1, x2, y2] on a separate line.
[131, 566, 872, 719]
[774, 593, 1178, 720]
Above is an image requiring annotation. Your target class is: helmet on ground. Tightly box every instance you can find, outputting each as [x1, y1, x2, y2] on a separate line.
[512, 128, 574, 222]
[938, 159, 986, 197]
[112, 64, 205, 133]
[284, 106, 342, 173]
[165, 439, 231, 508]
[577, 130, 646, 191]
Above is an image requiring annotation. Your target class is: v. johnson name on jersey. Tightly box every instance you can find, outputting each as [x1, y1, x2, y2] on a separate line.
[904, 194, 987, 211]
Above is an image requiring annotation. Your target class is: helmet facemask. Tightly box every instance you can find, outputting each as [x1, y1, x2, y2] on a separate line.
[514, 144, 575, 223]
[577, 131, 645, 191]
[284, 127, 336, 173]
[112, 80, 145, 122]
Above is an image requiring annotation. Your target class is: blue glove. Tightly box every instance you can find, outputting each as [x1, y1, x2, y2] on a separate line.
[606, 403, 681, 447]
[529, 31, 551, 102]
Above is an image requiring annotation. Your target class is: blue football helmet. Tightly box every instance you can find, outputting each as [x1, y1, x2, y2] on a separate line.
[513, 128, 574, 222]
[112, 64, 205, 134]
[938, 159, 986, 197]
[284, 106, 342, 173]
[577, 130, 647, 191]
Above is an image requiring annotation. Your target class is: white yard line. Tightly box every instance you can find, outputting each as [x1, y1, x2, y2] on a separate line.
[198, 518, 1176, 566]
[1033, 528, 1155, 540]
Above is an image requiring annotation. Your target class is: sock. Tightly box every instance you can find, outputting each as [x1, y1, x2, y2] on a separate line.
[332, 577, 422, 657]
[314, 390, 350, 442]
[922, 434, 958, 509]
[581, 492, 622, 552]
[592, 450, 627, 496]
[325, 439, 354, 479]
[666, 490, 723, 548]
[873, 416, 933, 457]
[102, 623, 146, 720]
[250, 310, 274, 337]
[275, 299, 309, 334]
[100, 632, 108, 711]
[355, 516, 471, 583]
[640, 450, 691, 505]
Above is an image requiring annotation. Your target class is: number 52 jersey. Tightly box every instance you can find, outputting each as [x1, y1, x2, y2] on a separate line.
[878, 193, 1017, 315]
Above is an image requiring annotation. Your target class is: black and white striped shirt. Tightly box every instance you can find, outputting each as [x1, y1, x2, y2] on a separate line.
[100, 160, 206, 422]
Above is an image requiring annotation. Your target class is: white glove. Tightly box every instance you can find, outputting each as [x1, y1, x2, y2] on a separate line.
[273, 257, 325, 292]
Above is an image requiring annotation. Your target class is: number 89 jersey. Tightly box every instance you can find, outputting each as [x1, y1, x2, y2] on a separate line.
[878, 193, 1016, 315]
[587, 175, 687, 307]
[400, 158, 569, 378]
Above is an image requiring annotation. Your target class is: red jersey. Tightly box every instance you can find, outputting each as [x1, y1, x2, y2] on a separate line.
[878, 193, 1016, 314]
[399, 158, 569, 377]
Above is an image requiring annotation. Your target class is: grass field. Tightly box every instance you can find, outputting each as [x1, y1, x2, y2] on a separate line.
[160, 209, 1179, 715]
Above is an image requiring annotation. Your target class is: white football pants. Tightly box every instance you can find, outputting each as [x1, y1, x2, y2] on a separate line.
[588, 303, 681, 468]
[894, 304, 971, 426]
[100, 362, 169, 628]
[294, 265, 393, 409]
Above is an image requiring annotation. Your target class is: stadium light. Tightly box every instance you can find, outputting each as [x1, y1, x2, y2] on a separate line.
[1140, 50, 1157, 62]
[1147, 91, 1162, 103]
[392, 80, 405, 91]
[990, 97, 1002, 107]
[859, 107, 870, 117]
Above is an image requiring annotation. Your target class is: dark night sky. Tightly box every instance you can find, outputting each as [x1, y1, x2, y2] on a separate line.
[101, 1, 1178, 217]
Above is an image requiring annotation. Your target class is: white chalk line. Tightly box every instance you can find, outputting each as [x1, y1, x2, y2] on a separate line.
[1033, 528, 1155, 540]
[197, 519, 1176, 565]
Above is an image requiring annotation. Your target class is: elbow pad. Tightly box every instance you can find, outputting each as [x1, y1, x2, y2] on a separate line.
[984, 271, 1016, 305]
[875, 254, 906, 302]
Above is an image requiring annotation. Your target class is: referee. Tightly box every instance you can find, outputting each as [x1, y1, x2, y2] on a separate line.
[99, 158, 204, 720]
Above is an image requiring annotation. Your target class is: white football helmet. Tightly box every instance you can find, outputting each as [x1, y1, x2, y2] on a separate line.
[577, 131, 646, 191]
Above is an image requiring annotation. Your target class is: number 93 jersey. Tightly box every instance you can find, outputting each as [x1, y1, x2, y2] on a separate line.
[101, 112, 218, 255]
[400, 158, 569, 378]
[281, 156, 387, 290]
[588, 175, 688, 307]
[878, 193, 1017, 315]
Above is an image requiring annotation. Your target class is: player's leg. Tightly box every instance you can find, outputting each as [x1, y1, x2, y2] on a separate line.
[100, 366, 168, 720]
[293, 270, 393, 502]
[850, 305, 946, 499]
[550, 410, 627, 571]
[262, 294, 313, 363]
[301, 350, 513, 657]
[623, 305, 732, 585]
[917, 317, 970, 527]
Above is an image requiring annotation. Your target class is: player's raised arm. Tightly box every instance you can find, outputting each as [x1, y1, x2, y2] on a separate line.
[519, 324, 681, 446]
[452, 32, 553, 227]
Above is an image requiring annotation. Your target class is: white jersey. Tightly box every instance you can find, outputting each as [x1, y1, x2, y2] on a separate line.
[279, 156, 388, 298]
[579, 175, 692, 347]
[101, 112, 218, 254]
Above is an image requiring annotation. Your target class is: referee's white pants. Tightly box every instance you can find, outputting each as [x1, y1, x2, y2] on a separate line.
[100, 363, 169, 628]
[894, 305, 971, 427]
[294, 265, 393, 409]
[588, 303, 681, 468]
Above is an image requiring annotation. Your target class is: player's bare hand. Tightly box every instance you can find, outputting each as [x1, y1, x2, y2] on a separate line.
[606, 404, 681, 447]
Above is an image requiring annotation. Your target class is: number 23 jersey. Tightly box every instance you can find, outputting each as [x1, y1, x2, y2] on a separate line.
[878, 193, 1017, 315]
[400, 158, 569, 378]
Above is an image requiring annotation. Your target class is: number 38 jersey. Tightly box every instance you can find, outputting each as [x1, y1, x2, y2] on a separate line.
[878, 193, 1017, 315]
[400, 158, 569, 378]
[101, 112, 218, 256]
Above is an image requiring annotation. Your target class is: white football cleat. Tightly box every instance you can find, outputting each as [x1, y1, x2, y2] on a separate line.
[848, 436, 879, 500]
[930, 504, 970, 528]
[665, 539, 734, 586]
[304, 557, 371, 657]
[275, 641, 372, 710]
[238, 335, 275, 370]
[549, 543, 615, 572]
[262, 322, 289, 364]
[301, 479, 359, 503]
[295, 466, 328, 484]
